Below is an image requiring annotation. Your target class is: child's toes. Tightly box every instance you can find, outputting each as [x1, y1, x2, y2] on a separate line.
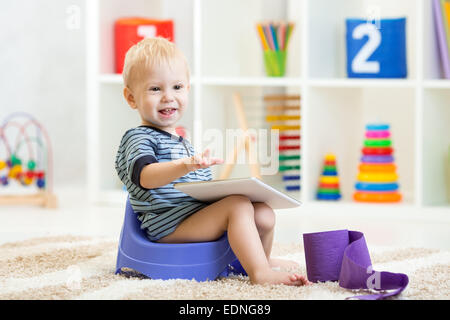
[301, 276, 311, 285]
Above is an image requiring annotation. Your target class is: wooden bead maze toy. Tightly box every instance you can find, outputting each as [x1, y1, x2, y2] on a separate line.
[0, 112, 57, 208]
[219, 92, 261, 180]
[264, 94, 301, 192]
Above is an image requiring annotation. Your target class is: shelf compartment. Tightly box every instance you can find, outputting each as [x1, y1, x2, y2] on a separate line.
[201, 0, 302, 78]
[422, 0, 450, 80]
[98, 0, 194, 75]
[307, 0, 417, 79]
[306, 86, 416, 204]
[422, 88, 450, 206]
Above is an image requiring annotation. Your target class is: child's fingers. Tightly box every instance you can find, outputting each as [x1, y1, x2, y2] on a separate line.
[192, 155, 204, 168]
[211, 158, 224, 165]
[202, 158, 210, 166]
[192, 155, 202, 164]
[191, 152, 222, 169]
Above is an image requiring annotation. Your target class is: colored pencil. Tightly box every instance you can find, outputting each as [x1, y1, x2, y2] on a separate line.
[264, 23, 275, 50]
[278, 22, 286, 50]
[256, 24, 269, 51]
[256, 21, 295, 77]
[270, 23, 279, 50]
[256, 21, 295, 52]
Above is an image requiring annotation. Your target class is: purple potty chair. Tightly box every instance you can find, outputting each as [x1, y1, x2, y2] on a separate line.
[115, 198, 246, 281]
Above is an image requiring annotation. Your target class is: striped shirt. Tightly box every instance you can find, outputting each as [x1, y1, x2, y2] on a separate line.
[115, 125, 212, 241]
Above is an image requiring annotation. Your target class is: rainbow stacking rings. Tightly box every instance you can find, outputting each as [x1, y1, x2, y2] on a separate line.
[355, 182, 399, 191]
[317, 153, 341, 201]
[365, 130, 390, 138]
[354, 124, 402, 203]
[360, 155, 394, 163]
[354, 192, 402, 202]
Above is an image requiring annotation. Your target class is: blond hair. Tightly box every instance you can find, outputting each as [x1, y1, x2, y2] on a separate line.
[122, 37, 190, 89]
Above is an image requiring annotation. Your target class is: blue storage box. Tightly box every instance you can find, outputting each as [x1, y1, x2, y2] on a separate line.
[346, 18, 407, 78]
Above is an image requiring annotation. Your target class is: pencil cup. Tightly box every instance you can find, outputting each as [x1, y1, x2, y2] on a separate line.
[263, 50, 287, 77]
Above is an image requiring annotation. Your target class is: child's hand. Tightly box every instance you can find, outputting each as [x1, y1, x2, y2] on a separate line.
[185, 149, 223, 171]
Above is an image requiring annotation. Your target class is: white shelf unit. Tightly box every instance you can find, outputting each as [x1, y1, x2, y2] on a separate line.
[86, 0, 450, 223]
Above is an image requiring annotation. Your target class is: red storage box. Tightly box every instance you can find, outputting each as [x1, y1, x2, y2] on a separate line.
[114, 17, 174, 74]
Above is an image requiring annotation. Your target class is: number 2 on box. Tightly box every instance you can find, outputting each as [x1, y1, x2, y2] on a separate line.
[351, 23, 381, 73]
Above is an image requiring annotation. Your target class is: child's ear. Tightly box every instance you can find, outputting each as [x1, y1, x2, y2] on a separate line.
[123, 87, 137, 109]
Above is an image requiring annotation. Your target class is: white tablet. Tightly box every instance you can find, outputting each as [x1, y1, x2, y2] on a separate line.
[174, 177, 301, 209]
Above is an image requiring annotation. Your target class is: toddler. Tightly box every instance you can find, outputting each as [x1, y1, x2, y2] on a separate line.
[115, 37, 308, 286]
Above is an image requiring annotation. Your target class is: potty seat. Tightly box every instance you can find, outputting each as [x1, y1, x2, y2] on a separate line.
[115, 198, 246, 281]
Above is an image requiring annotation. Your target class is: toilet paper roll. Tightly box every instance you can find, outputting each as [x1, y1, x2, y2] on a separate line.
[303, 229, 409, 300]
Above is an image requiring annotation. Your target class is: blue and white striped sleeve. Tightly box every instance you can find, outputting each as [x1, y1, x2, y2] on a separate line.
[123, 130, 159, 188]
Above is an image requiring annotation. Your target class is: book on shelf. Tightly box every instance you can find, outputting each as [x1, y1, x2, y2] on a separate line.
[442, 0, 450, 63]
[433, 0, 450, 78]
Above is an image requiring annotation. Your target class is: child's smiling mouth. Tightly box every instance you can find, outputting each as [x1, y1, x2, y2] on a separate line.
[158, 108, 177, 118]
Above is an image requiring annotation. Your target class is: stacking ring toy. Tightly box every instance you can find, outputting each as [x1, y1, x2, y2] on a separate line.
[317, 193, 342, 200]
[357, 172, 398, 182]
[362, 147, 393, 155]
[361, 155, 394, 163]
[283, 175, 300, 181]
[359, 163, 396, 172]
[355, 182, 399, 191]
[320, 176, 339, 184]
[364, 139, 392, 147]
[286, 185, 300, 191]
[317, 188, 340, 194]
[353, 191, 401, 202]
[366, 124, 390, 131]
[365, 130, 390, 138]
[319, 183, 339, 189]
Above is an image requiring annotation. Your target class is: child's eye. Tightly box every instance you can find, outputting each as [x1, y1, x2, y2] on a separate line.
[174, 84, 183, 90]
[149, 87, 160, 92]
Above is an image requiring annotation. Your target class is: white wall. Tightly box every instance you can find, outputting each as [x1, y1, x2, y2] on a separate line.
[0, 0, 86, 187]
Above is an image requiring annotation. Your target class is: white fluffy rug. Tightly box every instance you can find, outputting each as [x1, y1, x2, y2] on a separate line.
[0, 235, 449, 300]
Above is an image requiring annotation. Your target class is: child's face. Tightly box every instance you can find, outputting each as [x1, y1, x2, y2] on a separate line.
[126, 58, 190, 134]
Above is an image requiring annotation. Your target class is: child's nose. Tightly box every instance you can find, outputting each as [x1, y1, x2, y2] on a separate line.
[162, 90, 175, 102]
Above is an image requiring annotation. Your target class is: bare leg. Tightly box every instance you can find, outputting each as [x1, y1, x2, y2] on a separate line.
[253, 203, 301, 271]
[158, 195, 306, 286]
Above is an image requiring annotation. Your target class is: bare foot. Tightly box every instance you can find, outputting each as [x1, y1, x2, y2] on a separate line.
[269, 258, 300, 270]
[251, 269, 309, 286]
